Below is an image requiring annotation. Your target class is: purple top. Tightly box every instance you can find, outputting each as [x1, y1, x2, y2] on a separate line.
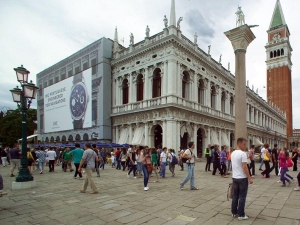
[220, 151, 227, 164]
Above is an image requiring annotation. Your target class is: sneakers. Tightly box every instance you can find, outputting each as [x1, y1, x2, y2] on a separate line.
[281, 184, 286, 187]
[143, 187, 149, 191]
[133, 177, 137, 179]
[79, 190, 86, 193]
[294, 186, 300, 191]
[90, 190, 98, 194]
[40, 171, 43, 174]
[238, 215, 249, 220]
[10, 174, 15, 177]
[222, 175, 228, 178]
[79, 177, 83, 180]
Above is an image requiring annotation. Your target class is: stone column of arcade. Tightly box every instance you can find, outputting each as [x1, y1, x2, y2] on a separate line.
[224, 25, 256, 144]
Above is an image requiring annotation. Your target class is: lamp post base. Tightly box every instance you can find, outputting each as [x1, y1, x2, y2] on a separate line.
[12, 180, 36, 190]
[15, 167, 34, 182]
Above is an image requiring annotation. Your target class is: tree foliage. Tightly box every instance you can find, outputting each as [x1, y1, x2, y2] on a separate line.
[0, 109, 37, 147]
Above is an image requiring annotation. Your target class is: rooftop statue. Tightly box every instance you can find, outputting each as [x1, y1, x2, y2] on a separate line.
[236, 6, 245, 27]
[194, 32, 198, 45]
[208, 45, 211, 55]
[163, 15, 168, 28]
[146, 25, 150, 38]
[177, 17, 183, 30]
[129, 33, 134, 45]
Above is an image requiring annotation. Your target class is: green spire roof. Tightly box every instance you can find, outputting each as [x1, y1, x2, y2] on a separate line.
[269, 0, 286, 29]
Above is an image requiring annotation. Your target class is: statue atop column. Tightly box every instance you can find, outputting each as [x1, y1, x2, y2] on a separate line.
[177, 17, 183, 30]
[228, 62, 230, 71]
[247, 80, 249, 87]
[219, 54, 222, 64]
[163, 15, 168, 28]
[208, 45, 211, 55]
[146, 25, 150, 38]
[194, 32, 198, 45]
[235, 6, 245, 27]
[129, 33, 134, 45]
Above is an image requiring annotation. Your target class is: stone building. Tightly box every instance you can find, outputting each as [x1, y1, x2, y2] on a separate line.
[111, 0, 287, 156]
[36, 38, 113, 143]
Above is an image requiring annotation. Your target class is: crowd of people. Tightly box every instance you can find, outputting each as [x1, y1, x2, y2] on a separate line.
[0, 141, 300, 220]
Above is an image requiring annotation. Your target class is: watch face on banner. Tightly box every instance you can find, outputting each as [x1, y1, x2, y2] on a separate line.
[44, 68, 92, 132]
[70, 82, 87, 119]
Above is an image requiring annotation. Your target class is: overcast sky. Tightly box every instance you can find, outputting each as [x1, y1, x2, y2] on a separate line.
[0, 0, 299, 128]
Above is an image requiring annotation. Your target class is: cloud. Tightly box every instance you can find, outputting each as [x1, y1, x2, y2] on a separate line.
[185, 9, 215, 43]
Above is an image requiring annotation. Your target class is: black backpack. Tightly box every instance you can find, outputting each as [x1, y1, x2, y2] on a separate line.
[171, 153, 178, 164]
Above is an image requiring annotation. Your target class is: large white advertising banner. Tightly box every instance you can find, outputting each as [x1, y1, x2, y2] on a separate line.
[44, 68, 92, 132]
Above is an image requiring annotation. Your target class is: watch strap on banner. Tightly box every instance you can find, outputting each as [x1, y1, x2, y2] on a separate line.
[73, 72, 83, 84]
[74, 119, 83, 129]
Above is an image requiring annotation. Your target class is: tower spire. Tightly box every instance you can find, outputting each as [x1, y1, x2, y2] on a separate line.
[169, 0, 176, 27]
[114, 27, 118, 43]
[269, 0, 286, 29]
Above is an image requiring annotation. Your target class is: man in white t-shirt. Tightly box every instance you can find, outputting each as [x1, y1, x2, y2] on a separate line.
[231, 138, 253, 221]
[46, 147, 57, 172]
[259, 147, 265, 170]
[159, 148, 167, 178]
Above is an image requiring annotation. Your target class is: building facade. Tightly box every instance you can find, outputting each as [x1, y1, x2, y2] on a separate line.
[111, 0, 287, 156]
[265, 0, 293, 139]
[36, 38, 113, 144]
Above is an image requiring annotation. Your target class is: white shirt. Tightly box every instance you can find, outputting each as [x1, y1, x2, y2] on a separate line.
[184, 149, 195, 164]
[46, 150, 57, 160]
[231, 150, 247, 179]
[260, 148, 266, 159]
[160, 152, 167, 163]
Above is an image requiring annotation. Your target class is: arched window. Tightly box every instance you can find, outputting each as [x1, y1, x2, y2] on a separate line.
[211, 86, 216, 109]
[281, 48, 284, 55]
[270, 51, 273, 58]
[68, 135, 73, 142]
[83, 133, 89, 141]
[50, 136, 54, 143]
[274, 50, 277, 57]
[277, 49, 280, 56]
[75, 134, 81, 141]
[198, 79, 204, 104]
[122, 79, 129, 104]
[230, 96, 234, 115]
[136, 74, 144, 101]
[153, 69, 161, 98]
[182, 72, 190, 99]
[221, 91, 226, 113]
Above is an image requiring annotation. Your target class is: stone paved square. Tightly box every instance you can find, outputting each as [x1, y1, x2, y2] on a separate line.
[0, 161, 300, 225]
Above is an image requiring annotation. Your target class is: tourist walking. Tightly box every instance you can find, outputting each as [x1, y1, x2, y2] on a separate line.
[159, 147, 167, 178]
[115, 148, 121, 170]
[136, 149, 143, 177]
[180, 142, 198, 190]
[10, 144, 21, 177]
[248, 145, 255, 176]
[178, 147, 184, 171]
[212, 146, 222, 176]
[47, 147, 57, 172]
[27, 148, 35, 174]
[62, 148, 74, 172]
[259, 146, 266, 171]
[294, 149, 300, 191]
[269, 144, 279, 176]
[69, 143, 84, 179]
[278, 147, 291, 187]
[227, 147, 234, 171]
[169, 149, 177, 177]
[231, 138, 253, 220]
[292, 147, 298, 171]
[128, 146, 137, 178]
[120, 149, 127, 171]
[204, 144, 212, 172]
[150, 148, 159, 182]
[78, 143, 98, 194]
[261, 144, 271, 178]
[36, 148, 46, 174]
[141, 153, 152, 191]
[1, 148, 8, 167]
[220, 146, 228, 178]
[92, 144, 101, 177]
[100, 148, 107, 170]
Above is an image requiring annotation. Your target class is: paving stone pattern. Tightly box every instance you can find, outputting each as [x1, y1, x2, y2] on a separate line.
[0, 161, 299, 225]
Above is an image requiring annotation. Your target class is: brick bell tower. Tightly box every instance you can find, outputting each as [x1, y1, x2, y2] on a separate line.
[265, 0, 293, 138]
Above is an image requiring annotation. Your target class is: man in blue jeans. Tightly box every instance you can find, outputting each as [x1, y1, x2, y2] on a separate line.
[180, 142, 199, 190]
[231, 138, 253, 220]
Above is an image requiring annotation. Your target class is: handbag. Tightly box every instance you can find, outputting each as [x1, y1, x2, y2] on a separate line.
[146, 164, 153, 172]
[287, 158, 294, 168]
[227, 183, 234, 201]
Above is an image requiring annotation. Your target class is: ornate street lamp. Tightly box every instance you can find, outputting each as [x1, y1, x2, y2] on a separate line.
[10, 65, 39, 182]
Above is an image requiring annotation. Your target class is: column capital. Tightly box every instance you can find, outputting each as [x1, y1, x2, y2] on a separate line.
[224, 25, 256, 52]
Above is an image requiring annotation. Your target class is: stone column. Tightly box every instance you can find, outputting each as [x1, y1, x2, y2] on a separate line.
[116, 126, 119, 143]
[246, 104, 249, 122]
[162, 62, 168, 96]
[115, 78, 119, 106]
[163, 120, 167, 147]
[193, 124, 198, 158]
[129, 125, 133, 144]
[193, 73, 197, 102]
[144, 122, 149, 146]
[166, 120, 177, 150]
[144, 68, 149, 100]
[167, 60, 176, 95]
[224, 25, 256, 140]
[206, 126, 211, 147]
[129, 74, 133, 103]
[112, 78, 116, 106]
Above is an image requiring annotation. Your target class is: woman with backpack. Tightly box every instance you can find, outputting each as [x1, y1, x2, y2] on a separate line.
[261, 144, 271, 178]
[27, 148, 35, 174]
[278, 147, 292, 187]
[141, 153, 152, 191]
[169, 149, 177, 177]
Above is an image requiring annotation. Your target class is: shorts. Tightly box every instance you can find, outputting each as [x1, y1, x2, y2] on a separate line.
[11, 159, 20, 169]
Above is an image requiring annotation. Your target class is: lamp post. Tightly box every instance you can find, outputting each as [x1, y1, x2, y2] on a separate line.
[10, 65, 39, 183]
